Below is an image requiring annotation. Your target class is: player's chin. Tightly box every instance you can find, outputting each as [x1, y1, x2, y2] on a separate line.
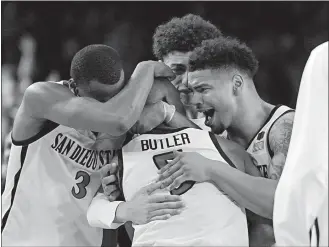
[210, 124, 225, 135]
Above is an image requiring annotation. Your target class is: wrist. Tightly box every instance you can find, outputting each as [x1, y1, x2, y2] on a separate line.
[206, 160, 223, 182]
[114, 201, 130, 223]
[162, 101, 176, 123]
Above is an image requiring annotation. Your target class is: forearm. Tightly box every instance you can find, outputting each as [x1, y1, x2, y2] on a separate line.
[105, 62, 155, 131]
[208, 161, 277, 219]
[87, 193, 125, 229]
[167, 111, 201, 130]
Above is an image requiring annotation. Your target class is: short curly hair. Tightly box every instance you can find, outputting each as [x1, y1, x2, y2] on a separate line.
[152, 14, 222, 60]
[189, 37, 259, 78]
[70, 44, 122, 85]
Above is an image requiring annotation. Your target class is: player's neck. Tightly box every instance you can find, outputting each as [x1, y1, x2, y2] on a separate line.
[228, 97, 274, 148]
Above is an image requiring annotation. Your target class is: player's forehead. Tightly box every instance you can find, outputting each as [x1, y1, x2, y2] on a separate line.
[89, 70, 125, 102]
[187, 69, 217, 87]
[162, 51, 192, 67]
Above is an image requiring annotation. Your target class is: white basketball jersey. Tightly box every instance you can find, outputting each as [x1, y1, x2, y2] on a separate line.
[2, 83, 125, 246]
[246, 105, 294, 179]
[274, 42, 328, 247]
[120, 127, 248, 246]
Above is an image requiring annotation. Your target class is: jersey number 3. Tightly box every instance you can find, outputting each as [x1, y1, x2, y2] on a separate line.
[72, 171, 90, 199]
[153, 150, 195, 195]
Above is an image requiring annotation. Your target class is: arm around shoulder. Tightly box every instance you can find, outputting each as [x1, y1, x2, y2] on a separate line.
[22, 81, 128, 136]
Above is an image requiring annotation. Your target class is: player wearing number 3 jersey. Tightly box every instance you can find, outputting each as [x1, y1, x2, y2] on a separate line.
[1, 45, 179, 246]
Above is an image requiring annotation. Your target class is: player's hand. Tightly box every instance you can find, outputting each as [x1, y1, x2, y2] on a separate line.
[146, 78, 171, 104]
[138, 61, 175, 80]
[100, 160, 121, 201]
[117, 181, 185, 225]
[153, 62, 176, 80]
[157, 150, 216, 190]
[130, 101, 165, 134]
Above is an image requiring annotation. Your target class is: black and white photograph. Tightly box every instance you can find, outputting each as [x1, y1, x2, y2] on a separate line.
[1, 1, 328, 247]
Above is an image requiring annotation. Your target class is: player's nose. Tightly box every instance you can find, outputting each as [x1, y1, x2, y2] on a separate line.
[189, 91, 203, 106]
[181, 72, 188, 87]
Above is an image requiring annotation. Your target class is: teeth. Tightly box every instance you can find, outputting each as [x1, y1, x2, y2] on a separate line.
[203, 109, 213, 127]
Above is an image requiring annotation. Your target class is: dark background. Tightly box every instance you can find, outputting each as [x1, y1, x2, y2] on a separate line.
[1, 1, 328, 187]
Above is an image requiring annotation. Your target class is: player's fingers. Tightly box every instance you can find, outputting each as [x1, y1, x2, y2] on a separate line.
[157, 154, 182, 174]
[150, 201, 185, 211]
[155, 69, 176, 81]
[108, 190, 121, 201]
[143, 181, 163, 195]
[148, 214, 171, 222]
[172, 149, 182, 157]
[169, 174, 188, 191]
[158, 161, 181, 180]
[149, 194, 182, 203]
[108, 161, 118, 175]
[102, 175, 117, 186]
[99, 163, 112, 178]
[160, 169, 184, 189]
[149, 208, 182, 219]
[104, 184, 118, 196]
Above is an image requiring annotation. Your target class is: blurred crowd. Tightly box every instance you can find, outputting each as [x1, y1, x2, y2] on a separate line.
[1, 1, 328, 192]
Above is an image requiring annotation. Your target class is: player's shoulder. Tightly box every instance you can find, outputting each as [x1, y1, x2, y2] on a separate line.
[25, 81, 72, 98]
[23, 81, 74, 111]
[269, 111, 295, 140]
[311, 42, 328, 57]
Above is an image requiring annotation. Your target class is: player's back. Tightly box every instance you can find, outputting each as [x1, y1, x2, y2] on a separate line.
[2, 83, 125, 246]
[120, 127, 248, 246]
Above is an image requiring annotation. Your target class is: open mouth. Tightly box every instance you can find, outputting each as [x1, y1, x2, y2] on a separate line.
[203, 109, 215, 127]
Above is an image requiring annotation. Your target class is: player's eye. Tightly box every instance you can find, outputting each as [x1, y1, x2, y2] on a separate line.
[171, 66, 186, 75]
[196, 87, 209, 94]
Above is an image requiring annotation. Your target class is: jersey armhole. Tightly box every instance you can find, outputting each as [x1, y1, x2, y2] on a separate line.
[266, 109, 295, 158]
[209, 132, 237, 169]
[12, 120, 59, 146]
[117, 149, 126, 201]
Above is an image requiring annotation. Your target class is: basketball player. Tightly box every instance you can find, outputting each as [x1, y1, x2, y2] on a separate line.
[1, 44, 183, 246]
[87, 102, 263, 246]
[152, 14, 222, 129]
[101, 13, 223, 201]
[157, 36, 295, 246]
[274, 42, 328, 246]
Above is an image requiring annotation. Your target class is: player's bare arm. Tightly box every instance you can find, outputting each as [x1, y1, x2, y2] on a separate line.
[157, 133, 280, 219]
[87, 181, 184, 228]
[131, 78, 200, 134]
[12, 61, 173, 141]
[268, 112, 295, 180]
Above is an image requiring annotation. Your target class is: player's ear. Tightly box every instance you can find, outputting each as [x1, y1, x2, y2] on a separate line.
[232, 74, 243, 96]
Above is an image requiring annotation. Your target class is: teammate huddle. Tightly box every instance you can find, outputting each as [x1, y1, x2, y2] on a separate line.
[1, 14, 327, 247]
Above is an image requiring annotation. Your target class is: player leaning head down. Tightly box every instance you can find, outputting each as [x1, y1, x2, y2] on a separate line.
[69, 44, 125, 102]
[152, 14, 222, 93]
[187, 36, 260, 134]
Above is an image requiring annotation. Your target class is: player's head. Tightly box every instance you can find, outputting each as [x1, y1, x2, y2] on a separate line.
[70, 44, 125, 102]
[152, 14, 222, 91]
[187, 36, 259, 134]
